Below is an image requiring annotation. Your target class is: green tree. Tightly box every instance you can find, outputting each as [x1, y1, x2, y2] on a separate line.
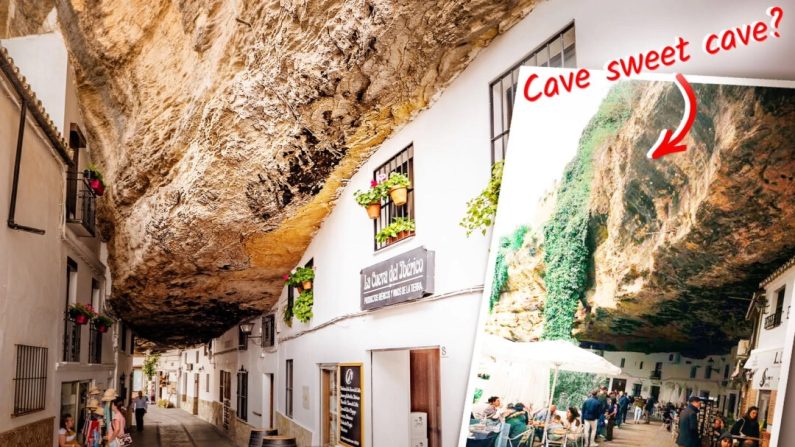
[143, 353, 160, 380]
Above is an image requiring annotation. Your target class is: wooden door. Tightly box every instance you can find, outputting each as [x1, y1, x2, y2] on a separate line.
[410, 348, 441, 447]
[220, 371, 232, 430]
[321, 367, 338, 446]
[193, 373, 199, 415]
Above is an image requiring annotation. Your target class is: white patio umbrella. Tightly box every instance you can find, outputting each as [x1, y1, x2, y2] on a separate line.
[481, 335, 622, 443]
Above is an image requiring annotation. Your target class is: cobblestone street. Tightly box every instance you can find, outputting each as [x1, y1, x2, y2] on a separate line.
[129, 407, 235, 447]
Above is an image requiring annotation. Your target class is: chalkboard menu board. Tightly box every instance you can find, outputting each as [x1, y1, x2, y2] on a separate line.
[338, 363, 364, 447]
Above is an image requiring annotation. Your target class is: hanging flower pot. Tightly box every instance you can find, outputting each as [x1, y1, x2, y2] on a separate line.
[88, 178, 105, 196]
[92, 314, 114, 333]
[385, 172, 411, 206]
[97, 324, 108, 333]
[366, 202, 382, 219]
[302, 280, 313, 291]
[69, 303, 97, 325]
[389, 187, 408, 206]
[74, 314, 89, 325]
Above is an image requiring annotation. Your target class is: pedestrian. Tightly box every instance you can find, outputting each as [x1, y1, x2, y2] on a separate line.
[102, 389, 126, 447]
[644, 395, 655, 423]
[596, 386, 607, 440]
[58, 414, 80, 447]
[133, 391, 149, 431]
[676, 396, 701, 447]
[581, 390, 602, 447]
[730, 406, 761, 447]
[633, 396, 644, 424]
[604, 397, 617, 441]
[617, 391, 629, 429]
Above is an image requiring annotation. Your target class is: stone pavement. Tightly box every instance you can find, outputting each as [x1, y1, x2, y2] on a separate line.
[597, 420, 678, 447]
[128, 406, 236, 447]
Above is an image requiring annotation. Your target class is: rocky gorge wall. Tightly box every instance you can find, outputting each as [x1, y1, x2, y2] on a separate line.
[487, 81, 795, 356]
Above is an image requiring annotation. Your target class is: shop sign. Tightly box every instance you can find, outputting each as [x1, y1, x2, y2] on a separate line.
[746, 347, 783, 390]
[360, 246, 435, 310]
[338, 363, 364, 447]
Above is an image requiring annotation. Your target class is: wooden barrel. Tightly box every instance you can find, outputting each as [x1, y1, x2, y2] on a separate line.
[262, 435, 297, 447]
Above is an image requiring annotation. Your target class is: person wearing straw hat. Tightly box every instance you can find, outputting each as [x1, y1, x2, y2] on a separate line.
[102, 389, 126, 447]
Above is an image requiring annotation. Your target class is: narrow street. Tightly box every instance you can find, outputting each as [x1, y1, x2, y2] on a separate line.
[129, 407, 235, 447]
[600, 421, 678, 447]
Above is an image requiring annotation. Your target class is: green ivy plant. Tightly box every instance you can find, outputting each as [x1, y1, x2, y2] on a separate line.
[375, 217, 415, 244]
[293, 290, 314, 323]
[283, 303, 293, 327]
[353, 180, 387, 206]
[143, 353, 160, 380]
[541, 84, 632, 340]
[489, 225, 529, 311]
[385, 172, 411, 189]
[460, 161, 504, 236]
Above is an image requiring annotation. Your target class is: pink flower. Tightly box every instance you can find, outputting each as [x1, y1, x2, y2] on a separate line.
[370, 180, 378, 187]
[282, 274, 290, 281]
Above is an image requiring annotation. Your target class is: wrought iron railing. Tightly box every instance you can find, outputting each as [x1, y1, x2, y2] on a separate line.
[62, 315, 81, 362]
[764, 311, 782, 330]
[13, 345, 47, 416]
[65, 175, 96, 237]
[650, 370, 662, 380]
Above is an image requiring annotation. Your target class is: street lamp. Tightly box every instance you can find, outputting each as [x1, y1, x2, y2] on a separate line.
[239, 321, 261, 343]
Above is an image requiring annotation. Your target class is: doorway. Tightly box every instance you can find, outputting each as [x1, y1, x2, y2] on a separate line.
[650, 386, 660, 401]
[632, 383, 642, 396]
[193, 373, 199, 415]
[610, 379, 627, 393]
[220, 370, 231, 431]
[410, 348, 441, 447]
[263, 373, 274, 429]
[320, 366, 338, 446]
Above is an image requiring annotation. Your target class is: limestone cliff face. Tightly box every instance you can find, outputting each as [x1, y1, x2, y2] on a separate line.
[47, 0, 537, 343]
[488, 81, 795, 356]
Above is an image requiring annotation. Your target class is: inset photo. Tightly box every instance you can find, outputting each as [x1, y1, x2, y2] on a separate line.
[462, 69, 795, 447]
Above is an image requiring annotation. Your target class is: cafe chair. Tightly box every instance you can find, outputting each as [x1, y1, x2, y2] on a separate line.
[507, 428, 533, 447]
[545, 429, 568, 447]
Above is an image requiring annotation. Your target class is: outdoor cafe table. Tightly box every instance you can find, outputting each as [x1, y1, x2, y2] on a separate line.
[467, 421, 501, 447]
[730, 435, 762, 446]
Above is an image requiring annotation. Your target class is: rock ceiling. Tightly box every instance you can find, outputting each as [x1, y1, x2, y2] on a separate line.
[46, 0, 537, 344]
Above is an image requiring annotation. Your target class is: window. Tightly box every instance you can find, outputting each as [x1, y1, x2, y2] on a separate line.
[489, 23, 576, 164]
[690, 367, 698, 379]
[286, 359, 294, 418]
[262, 314, 276, 348]
[373, 145, 415, 250]
[236, 368, 248, 422]
[88, 327, 102, 364]
[238, 326, 248, 351]
[620, 358, 625, 368]
[705, 366, 713, 379]
[639, 361, 644, 370]
[63, 258, 80, 362]
[668, 354, 674, 361]
[91, 278, 101, 310]
[766, 286, 786, 329]
[632, 383, 642, 396]
[206, 373, 210, 393]
[195, 351, 199, 363]
[13, 345, 48, 416]
[724, 365, 730, 379]
[121, 322, 127, 352]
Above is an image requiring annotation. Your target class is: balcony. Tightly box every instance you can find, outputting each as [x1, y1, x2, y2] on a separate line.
[62, 316, 81, 362]
[764, 312, 782, 330]
[650, 370, 662, 380]
[65, 175, 96, 237]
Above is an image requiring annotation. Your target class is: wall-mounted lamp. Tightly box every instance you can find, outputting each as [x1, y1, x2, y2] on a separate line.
[239, 322, 261, 342]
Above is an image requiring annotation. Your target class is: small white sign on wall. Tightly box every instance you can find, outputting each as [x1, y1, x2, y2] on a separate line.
[302, 385, 310, 410]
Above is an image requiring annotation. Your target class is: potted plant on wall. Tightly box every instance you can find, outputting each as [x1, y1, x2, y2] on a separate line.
[292, 266, 315, 291]
[385, 172, 411, 206]
[375, 217, 416, 245]
[92, 314, 114, 333]
[293, 290, 313, 323]
[84, 163, 106, 196]
[68, 303, 97, 325]
[354, 180, 387, 219]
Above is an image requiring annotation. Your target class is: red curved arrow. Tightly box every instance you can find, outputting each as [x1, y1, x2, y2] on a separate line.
[646, 73, 697, 160]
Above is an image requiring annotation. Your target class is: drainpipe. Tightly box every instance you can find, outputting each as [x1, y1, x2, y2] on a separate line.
[7, 99, 45, 235]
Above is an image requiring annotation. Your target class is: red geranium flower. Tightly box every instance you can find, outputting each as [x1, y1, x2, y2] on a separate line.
[370, 180, 378, 188]
[282, 274, 290, 281]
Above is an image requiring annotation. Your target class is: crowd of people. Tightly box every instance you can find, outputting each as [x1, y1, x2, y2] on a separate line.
[676, 395, 762, 447]
[57, 387, 149, 447]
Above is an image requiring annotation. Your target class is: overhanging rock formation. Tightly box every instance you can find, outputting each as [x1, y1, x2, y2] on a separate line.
[47, 0, 538, 344]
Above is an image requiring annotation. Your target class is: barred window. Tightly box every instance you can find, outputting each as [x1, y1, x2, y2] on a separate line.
[236, 368, 248, 422]
[490, 23, 576, 165]
[13, 345, 48, 416]
[373, 145, 415, 250]
[63, 258, 80, 362]
[88, 328, 102, 364]
[238, 326, 247, 351]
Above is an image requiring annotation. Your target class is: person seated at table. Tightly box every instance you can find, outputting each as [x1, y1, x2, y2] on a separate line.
[730, 407, 761, 447]
[504, 403, 531, 445]
[533, 404, 557, 422]
[718, 432, 733, 447]
[547, 415, 566, 442]
[480, 396, 503, 421]
[712, 416, 726, 441]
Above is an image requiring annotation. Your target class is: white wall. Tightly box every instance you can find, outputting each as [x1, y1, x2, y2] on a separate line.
[758, 264, 794, 350]
[372, 350, 411, 446]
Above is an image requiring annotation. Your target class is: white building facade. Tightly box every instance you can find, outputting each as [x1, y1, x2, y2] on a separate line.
[0, 33, 132, 447]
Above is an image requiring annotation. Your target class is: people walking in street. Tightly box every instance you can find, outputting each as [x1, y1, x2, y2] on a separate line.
[604, 397, 617, 441]
[596, 386, 607, 440]
[133, 391, 149, 431]
[730, 406, 761, 447]
[617, 391, 628, 429]
[632, 396, 645, 424]
[676, 396, 702, 447]
[581, 390, 602, 447]
[644, 396, 655, 423]
[58, 414, 80, 447]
